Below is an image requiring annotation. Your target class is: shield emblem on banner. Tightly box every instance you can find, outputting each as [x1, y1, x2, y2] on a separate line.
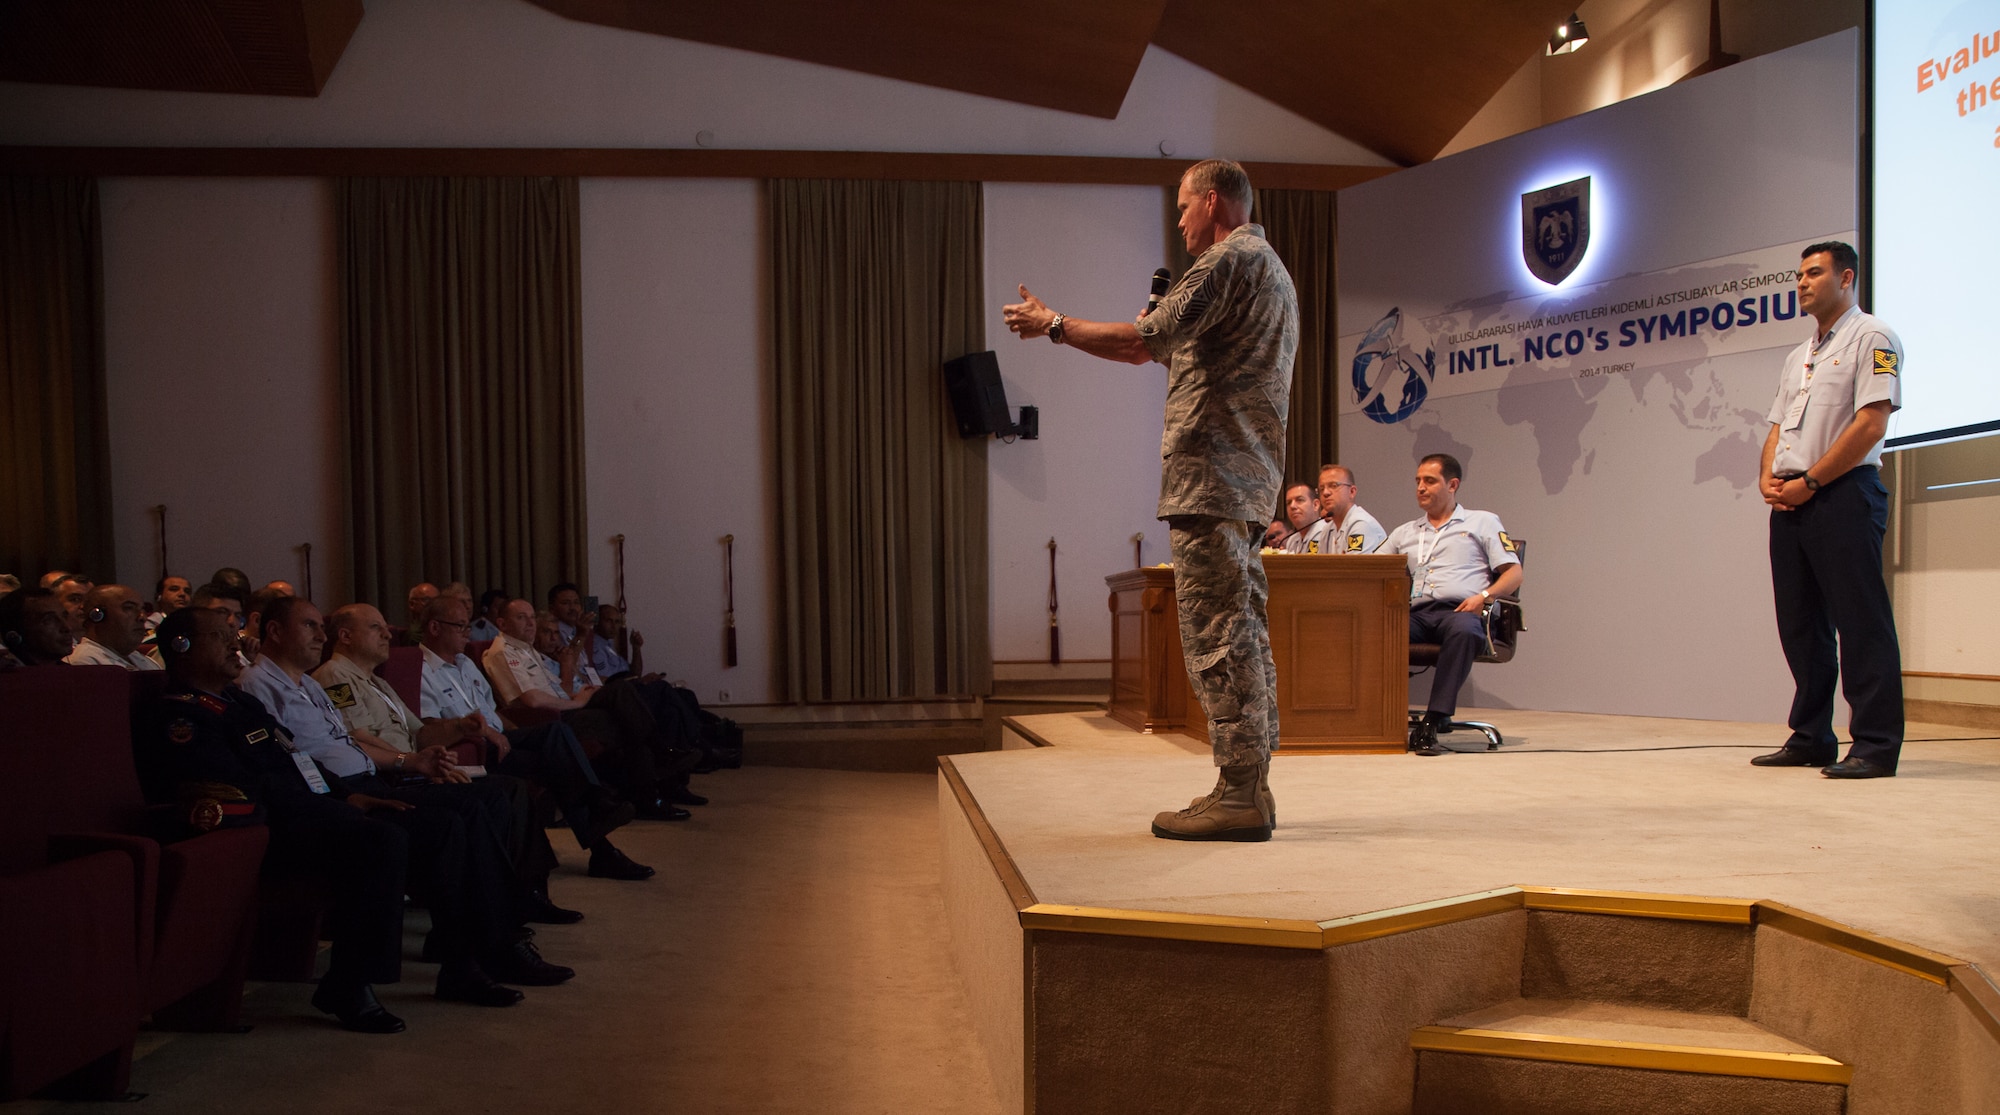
[1522, 177, 1590, 284]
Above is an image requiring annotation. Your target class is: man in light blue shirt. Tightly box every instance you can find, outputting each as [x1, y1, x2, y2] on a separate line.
[1381, 453, 1522, 755]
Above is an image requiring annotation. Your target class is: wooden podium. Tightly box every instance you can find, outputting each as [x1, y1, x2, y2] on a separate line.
[1106, 554, 1411, 754]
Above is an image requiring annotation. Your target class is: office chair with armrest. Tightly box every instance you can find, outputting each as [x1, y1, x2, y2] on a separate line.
[1408, 538, 1526, 750]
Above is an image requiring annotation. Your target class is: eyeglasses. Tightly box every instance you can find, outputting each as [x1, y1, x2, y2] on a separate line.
[437, 620, 471, 631]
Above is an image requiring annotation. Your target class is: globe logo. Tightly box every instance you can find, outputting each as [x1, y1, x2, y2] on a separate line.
[1351, 307, 1435, 425]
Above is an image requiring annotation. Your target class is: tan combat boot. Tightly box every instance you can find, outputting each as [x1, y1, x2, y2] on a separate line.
[1153, 762, 1271, 841]
[1188, 763, 1277, 829]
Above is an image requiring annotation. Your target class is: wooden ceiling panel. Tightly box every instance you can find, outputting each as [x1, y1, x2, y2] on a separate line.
[0, 0, 362, 97]
[528, 0, 1169, 118]
[1151, 0, 1579, 165]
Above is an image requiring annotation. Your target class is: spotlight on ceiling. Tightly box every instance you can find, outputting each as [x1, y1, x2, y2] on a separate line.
[1547, 12, 1590, 55]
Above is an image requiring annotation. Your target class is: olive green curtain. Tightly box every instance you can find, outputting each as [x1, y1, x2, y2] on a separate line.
[769, 179, 990, 702]
[0, 177, 112, 583]
[1257, 189, 1339, 497]
[336, 177, 586, 610]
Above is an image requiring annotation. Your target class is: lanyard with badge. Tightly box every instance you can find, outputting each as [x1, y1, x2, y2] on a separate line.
[265, 727, 332, 794]
[1782, 328, 1836, 431]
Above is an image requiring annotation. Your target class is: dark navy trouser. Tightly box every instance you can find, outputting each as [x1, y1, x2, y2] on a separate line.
[1769, 464, 1904, 768]
[1411, 599, 1484, 717]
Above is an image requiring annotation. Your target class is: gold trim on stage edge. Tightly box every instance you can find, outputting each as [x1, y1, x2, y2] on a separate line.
[1520, 885, 1756, 924]
[1755, 901, 1959, 985]
[1410, 1025, 1853, 1085]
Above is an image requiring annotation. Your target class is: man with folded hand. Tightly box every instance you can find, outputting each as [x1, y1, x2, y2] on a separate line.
[237, 596, 574, 999]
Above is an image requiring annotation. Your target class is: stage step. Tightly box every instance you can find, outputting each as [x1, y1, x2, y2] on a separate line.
[742, 723, 988, 772]
[1411, 997, 1850, 1115]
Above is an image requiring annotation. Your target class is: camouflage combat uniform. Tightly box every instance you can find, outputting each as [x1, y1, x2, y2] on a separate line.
[1137, 223, 1298, 766]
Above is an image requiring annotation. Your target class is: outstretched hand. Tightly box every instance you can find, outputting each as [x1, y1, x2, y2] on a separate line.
[1003, 285, 1053, 339]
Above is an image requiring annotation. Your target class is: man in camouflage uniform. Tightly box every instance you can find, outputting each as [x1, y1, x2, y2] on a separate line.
[1004, 158, 1298, 841]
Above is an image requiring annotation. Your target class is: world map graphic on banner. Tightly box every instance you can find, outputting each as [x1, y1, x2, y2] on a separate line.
[1339, 236, 1855, 495]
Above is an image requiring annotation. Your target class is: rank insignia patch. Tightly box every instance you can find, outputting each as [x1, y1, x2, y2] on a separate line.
[245, 729, 269, 745]
[168, 719, 195, 744]
[1347, 534, 1366, 553]
[1873, 349, 1898, 375]
[1499, 531, 1517, 552]
[324, 682, 357, 709]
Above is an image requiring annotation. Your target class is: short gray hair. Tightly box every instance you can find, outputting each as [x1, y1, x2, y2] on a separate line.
[1183, 159, 1253, 215]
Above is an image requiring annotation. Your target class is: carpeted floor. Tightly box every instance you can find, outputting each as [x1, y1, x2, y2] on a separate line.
[10, 768, 1006, 1115]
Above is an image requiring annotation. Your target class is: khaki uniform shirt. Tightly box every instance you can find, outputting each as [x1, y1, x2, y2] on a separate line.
[312, 653, 419, 753]
[1137, 223, 1299, 523]
[484, 633, 566, 705]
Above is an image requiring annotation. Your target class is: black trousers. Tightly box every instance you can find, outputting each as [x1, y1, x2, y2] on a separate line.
[1410, 599, 1485, 716]
[1769, 465, 1904, 768]
[346, 775, 525, 966]
[265, 795, 409, 988]
[496, 719, 606, 851]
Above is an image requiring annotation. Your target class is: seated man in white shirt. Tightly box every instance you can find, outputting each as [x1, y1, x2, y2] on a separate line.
[65, 584, 164, 670]
[51, 573, 92, 649]
[1274, 482, 1319, 554]
[239, 595, 574, 991]
[415, 596, 653, 880]
[316, 603, 617, 913]
[1380, 454, 1522, 756]
[0, 586, 73, 668]
[584, 603, 643, 680]
[148, 575, 194, 629]
[485, 598, 698, 819]
[1300, 464, 1387, 556]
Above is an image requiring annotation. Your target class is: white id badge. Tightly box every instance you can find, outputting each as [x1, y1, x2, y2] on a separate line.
[1782, 388, 1809, 431]
[290, 752, 331, 794]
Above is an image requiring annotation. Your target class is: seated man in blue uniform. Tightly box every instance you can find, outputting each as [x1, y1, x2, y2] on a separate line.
[1381, 454, 1522, 755]
[235, 598, 575, 985]
[134, 607, 559, 1034]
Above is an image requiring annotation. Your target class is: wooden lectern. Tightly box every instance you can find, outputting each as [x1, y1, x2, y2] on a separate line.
[1106, 554, 1411, 754]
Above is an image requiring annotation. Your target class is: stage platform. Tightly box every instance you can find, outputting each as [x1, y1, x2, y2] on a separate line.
[938, 708, 2000, 1115]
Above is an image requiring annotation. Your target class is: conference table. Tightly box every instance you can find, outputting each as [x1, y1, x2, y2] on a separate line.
[1105, 554, 1411, 754]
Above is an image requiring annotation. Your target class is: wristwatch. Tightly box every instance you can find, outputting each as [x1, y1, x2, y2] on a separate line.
[1048, 313, 1066, 345]
[1802, 473, 1820, 491]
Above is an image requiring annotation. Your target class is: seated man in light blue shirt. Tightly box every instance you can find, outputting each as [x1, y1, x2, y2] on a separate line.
[1300, 464, 1386, 555]
[239, 595, 576, 993]
[1380, 453, 1522, 756]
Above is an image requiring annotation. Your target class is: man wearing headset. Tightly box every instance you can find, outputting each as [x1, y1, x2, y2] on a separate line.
[65, 584, 164, 670]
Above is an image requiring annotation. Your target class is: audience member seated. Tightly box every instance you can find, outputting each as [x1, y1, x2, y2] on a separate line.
[64, 585, 163, 671]
[237, 596, 574, 990]
[148, 575, 194, 630]
[0, 586, 72, 669]
[314, 603, 584, 921]
[1301, 464, 1387, 556]
[1275, 481, 1321, 554]
[136, 608, 543, 1033]
[1260, 518, 1288, 549]
[584, 603, 644, 680]
[415, 597, 654, 880]
[547, 586, 723, 792]
[208, 567, 252, 598]
[1380, 453, 1523, 756]
[486, 598, 697, 820]
[401, 582, 439, 645]
[51, 573, 93, 647]
[469, 588, 508, 642]
[192, 582, 256, 665]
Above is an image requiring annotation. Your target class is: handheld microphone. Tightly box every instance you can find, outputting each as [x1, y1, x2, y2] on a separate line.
[1145, 268, 1171, 315]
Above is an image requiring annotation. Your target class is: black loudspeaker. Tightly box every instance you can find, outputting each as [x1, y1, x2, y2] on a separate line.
[942, 351, 1013, 438]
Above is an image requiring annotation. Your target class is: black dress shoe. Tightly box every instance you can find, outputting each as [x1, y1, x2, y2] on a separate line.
[633, 798, 692, 821]
[484, 940, 574, 986]
[1408, 718, 1446, 757]
[588, 842, 656, 881]
[1823, 756, 1895, 779]
[1750, 748, 1833, 767]
[311, 980, 406, 1033]
[520, 889, 585, 925]
[666, 784, 708, 807]
[435, 960, 525, 1007]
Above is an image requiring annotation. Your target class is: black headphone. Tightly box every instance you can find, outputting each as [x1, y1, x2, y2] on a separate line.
[87, 605, 106, 624]
[2, 630, 21, 650]
[168, 634, 192, 654]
